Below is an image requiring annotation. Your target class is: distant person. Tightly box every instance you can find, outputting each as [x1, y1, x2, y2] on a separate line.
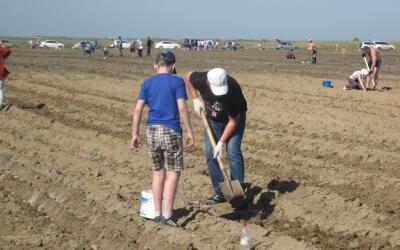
[312, 49, 317, 64]
[129, 40, 136, 56]
[257, 42, 265, 51]
[308, 39, 317, 64]
[131, 51, 194, 227]
[308, 39, 316, 51]
[0, 41, 11, 108]
[184, 68, 247, 205]
[118, 40, 123, 57]
[102, 47, 109, 59]
[146, 37, 153, 56]
[361, 45, 382, 90]
[343, 68, 369, 91]
[28, 40, 33, 49]
[83, 42, 92, 56]
[287, 49, 295, 60]
[137, 39, 144, 57]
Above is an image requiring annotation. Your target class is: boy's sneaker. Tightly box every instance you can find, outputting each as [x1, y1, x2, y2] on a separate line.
[205, 194, 226, 205]
[161, 217, 180, 228]
[153, 215, 163, 223]
[154, 216, 180, 228]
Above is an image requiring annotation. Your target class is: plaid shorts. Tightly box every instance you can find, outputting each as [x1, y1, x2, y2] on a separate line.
[146, 125, 184, 171]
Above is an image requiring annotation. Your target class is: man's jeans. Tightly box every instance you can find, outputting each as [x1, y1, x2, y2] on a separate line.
[204, 112, 246, 196]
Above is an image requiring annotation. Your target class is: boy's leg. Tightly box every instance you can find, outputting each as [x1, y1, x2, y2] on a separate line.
[162, 126, 184, 219]
[162, 170, 181, 218]
[152, 168, 166, 216]
[146, 125, 166, 217]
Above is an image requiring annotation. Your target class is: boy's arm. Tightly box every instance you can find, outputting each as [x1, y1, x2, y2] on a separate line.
[131, 99, 145, 152]
[177, 99, 194, 148]
[357, 74, 367, 91]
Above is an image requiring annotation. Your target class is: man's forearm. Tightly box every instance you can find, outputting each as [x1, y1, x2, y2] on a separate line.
[220, 115, 239, 142]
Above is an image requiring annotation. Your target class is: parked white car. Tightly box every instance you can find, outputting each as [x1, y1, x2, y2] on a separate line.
[109, 40, 131, 49]
[360, 41, 395, 51]
[154, 41, 180, 49]
[39, 40, 65, 49]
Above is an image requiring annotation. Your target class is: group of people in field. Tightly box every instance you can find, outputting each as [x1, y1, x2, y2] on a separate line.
[0, 38, 387, 228]
[343, 45, 382, 91]
[286, 39, 318, 63]
[287, 39, 382, 91]
[118, 37, 153, 58]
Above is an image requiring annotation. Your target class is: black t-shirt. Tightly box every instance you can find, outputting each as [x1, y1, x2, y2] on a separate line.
[190, 72, 247, 123]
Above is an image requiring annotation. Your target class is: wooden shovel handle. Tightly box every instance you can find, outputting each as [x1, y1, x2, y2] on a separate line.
[200, 110, 226, 171]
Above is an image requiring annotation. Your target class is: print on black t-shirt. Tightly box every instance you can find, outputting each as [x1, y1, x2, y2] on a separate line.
[190, 71, 247, 123]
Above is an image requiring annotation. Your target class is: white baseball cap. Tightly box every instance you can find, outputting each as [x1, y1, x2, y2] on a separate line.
[361, 68, 369, 75]
[207, 68, 228, 96]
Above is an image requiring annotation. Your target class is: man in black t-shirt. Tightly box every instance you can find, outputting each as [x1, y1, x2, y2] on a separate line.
[184, 68, 247, 204]
[146, 37, 153, 56]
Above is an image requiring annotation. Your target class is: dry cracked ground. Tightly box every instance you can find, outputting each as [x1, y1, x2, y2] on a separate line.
[1, 47, 400, 249]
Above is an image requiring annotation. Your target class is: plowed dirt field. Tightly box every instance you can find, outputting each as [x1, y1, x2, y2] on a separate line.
[1, 48, 400, 249]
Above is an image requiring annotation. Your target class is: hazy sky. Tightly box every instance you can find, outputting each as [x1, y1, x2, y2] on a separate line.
[1, 0, 399, 40]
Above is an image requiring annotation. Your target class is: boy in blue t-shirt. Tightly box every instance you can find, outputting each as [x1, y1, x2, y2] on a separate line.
[131, 51, 194, 227]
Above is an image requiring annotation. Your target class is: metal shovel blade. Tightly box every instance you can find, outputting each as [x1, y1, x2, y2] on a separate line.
[219, 178, 244, 202]
[219, 181, 234, 201]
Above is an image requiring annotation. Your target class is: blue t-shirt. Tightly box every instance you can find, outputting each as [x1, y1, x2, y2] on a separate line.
[138, 73, 187, 134]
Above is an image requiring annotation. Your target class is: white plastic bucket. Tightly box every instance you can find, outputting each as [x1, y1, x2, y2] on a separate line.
[140, 189, 156, 219]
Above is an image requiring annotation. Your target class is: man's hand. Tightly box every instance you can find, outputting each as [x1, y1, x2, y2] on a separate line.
[368, 70, 373, 76]
[361, 53, 366, 58]
[131, 135, 141, 152]
[213, 141, 225, 158]
[192, 98, 205, 117]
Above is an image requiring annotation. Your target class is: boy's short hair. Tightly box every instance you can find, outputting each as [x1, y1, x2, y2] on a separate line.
[156, 51, 176, 66]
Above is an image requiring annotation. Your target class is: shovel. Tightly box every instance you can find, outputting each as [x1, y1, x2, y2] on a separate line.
[200, 110, 244, 201]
